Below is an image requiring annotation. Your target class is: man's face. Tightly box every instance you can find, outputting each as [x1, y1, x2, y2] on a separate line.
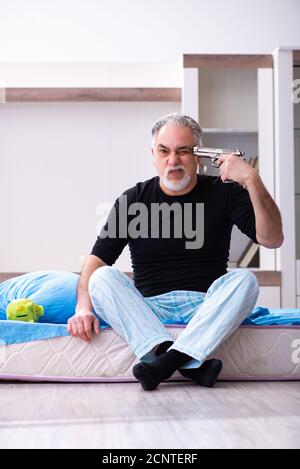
[152, 124, 199, 193]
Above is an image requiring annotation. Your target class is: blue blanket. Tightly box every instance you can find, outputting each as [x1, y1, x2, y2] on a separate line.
[1, 271, 300, 345]
[1, 306, 300, 345]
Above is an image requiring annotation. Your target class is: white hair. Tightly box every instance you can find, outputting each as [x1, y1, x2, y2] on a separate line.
[151, 113, 203, 147]
[161, 164, 191, 192]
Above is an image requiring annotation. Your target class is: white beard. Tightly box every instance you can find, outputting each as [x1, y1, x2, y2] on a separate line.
[161, 165, 191, 192]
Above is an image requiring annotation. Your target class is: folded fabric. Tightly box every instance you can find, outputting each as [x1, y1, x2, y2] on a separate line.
[243, 307, 300, 325]
[0, 320, 112, 345]
[0, 320, 69, 344]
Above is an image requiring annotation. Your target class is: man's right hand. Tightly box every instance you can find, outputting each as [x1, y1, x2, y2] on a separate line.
[67, 311, 100, 342]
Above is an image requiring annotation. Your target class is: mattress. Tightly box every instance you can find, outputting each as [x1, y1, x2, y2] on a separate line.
[1, 324, 300, 382]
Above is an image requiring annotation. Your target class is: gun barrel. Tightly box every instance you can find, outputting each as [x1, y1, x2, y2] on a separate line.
[193, 146, 245, 157]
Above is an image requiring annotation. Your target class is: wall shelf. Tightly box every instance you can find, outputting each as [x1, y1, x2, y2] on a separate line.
[203, 128, 258, 134]
[1, 87, 181, 102]
[183, 54, 273, 69]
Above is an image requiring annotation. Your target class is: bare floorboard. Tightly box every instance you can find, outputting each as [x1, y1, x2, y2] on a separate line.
[0, 381, 299, 449]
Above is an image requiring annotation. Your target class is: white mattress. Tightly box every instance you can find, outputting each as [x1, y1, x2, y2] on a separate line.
[1, 325, 300, 382]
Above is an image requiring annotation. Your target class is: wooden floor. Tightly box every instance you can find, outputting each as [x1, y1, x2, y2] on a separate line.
[0, 380, 300, 449]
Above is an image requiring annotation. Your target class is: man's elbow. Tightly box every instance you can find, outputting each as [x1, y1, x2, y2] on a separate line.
[267, 237, 284, 249]
[258, 233, 284, 249]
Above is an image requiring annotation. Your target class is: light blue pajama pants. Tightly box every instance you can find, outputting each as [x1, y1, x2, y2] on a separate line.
[88, 266, 259, 369]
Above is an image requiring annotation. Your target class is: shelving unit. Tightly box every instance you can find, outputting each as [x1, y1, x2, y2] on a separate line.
[182, 52, 289, 308]
[202, 129, 258, 134]
[183, 56, 260, 171]
[294, 66, 300, 306]
[183, 54, 261, 270]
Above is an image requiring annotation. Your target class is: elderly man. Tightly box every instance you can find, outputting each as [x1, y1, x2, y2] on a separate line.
[67, 113, 283, 391]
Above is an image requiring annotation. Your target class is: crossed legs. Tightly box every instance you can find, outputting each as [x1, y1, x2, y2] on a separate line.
[89, 267, 259, 390]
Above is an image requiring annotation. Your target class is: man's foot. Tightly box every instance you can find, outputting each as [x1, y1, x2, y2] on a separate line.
[133, 349, 192, 391]
[132, 362, 162, 391]
[179, 359, 223, 388]
[154, 340, 222, 388]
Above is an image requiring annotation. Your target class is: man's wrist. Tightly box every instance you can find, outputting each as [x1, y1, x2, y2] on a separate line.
[75, 305, 93, 315]
[243, 169, 260, 189]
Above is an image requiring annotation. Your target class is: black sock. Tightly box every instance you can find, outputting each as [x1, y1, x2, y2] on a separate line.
[179, 359, 223, 388]
[133, 349, 192, 391]
[155, 340, 174, 356]
[155, 342, 222, 388]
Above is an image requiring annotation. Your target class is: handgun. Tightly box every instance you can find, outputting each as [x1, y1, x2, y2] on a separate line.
[193, 146, 246, 183]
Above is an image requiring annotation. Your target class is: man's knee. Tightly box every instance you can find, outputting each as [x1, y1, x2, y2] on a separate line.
[238, 268, 259, 289]
[88, 266, 120, 296]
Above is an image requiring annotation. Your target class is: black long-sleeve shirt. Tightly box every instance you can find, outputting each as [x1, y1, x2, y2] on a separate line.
[91, 175, 258, 297]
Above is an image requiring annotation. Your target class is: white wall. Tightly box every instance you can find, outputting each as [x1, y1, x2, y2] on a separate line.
[0, 102, 180, 271]
[1, 0, 300, 271]
[0, 63, 182, 87]
[0, 0, 299, 62]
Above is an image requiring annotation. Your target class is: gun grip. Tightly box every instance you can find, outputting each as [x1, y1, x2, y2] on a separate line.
[223, 178, 239, 184]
